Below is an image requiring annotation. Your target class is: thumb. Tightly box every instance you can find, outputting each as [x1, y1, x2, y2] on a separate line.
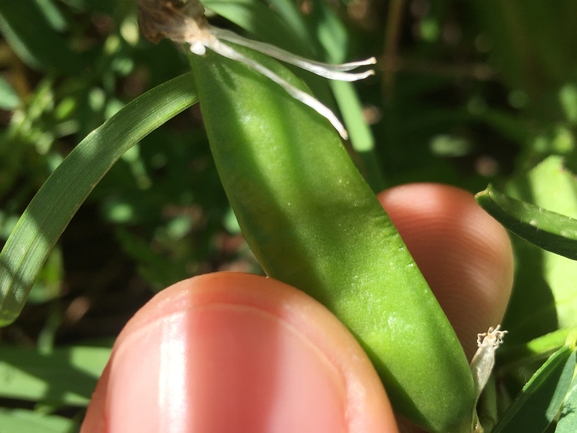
[81, 272, 397, 433]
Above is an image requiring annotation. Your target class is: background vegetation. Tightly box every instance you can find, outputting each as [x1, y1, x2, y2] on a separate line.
[1, 0, 576, 431]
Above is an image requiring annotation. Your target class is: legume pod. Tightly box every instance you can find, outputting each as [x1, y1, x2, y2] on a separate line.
[189, 47, 475, 433]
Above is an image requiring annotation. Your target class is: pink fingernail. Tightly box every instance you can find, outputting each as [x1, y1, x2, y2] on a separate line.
[104, 304, 348, 433]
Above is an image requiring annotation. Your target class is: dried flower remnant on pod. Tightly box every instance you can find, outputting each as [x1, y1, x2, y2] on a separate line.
[470, 325, 507, 400]
[137, 0, 376, 139]
[469, 325, 507, 433]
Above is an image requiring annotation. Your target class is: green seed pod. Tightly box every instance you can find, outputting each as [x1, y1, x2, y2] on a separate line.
[189, 47, 476, 433]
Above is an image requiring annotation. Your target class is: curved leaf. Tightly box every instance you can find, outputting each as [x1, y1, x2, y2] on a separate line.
[476, 183, 577, 260]
[0, 73, 198, 326]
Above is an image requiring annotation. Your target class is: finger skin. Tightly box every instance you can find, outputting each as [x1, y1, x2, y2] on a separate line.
[81, 272, 398, 433]
[377, 183, 514, 359]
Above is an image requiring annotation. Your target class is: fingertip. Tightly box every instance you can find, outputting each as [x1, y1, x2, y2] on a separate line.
[80, 363, 110, 433]
[82, 273, 398, 433]
[377, 183, 514, 359]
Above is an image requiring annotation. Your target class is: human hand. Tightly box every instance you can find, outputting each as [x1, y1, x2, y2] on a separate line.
[80, 183, 514, 433]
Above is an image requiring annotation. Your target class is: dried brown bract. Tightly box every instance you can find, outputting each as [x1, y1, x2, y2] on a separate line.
[138, 0, 208, 45]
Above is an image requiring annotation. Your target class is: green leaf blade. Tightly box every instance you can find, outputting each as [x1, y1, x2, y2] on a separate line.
[557, 366, 577, 433]
[0, 73, 198, 326]
[475, 184, 577, 260]
[493, 346, 576, 433]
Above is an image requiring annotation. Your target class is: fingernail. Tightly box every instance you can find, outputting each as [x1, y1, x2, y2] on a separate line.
[104, 303, 348, 433]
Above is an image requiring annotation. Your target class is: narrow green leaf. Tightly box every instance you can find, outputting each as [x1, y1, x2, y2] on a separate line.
[0, 409, 75, 433]
[0, 73, 198, 326]
[309, 0, 348, 63]
[556, 367, 577, 433]
[546, 350, 576, 422]
[476, 184, 577, 260]
[0, 345, 111, 405]
[330, 80, 374, 153]
[492, 346, 576, 433]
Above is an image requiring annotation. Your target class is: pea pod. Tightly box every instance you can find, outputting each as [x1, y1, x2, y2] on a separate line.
[189, 47, 475, 433]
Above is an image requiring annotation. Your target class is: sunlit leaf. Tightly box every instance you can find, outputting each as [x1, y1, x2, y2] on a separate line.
[557, 367, 577, 433]
[0, 409, 75, 433]
[0, 345, 111, 405]
[492, 346, 575, 433]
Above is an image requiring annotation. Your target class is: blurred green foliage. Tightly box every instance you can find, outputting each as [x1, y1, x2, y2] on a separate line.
[1, 0, 577, 431]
